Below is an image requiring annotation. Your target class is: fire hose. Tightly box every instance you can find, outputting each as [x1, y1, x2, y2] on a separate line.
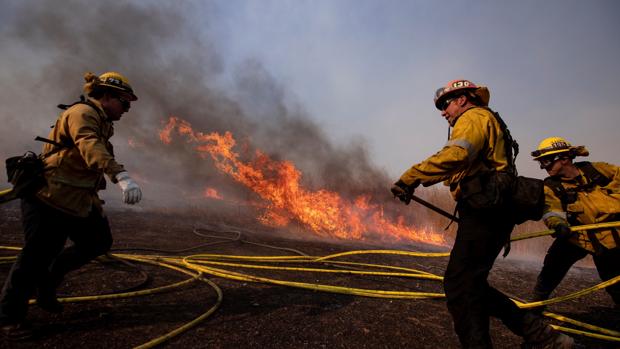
[0, 223, 619, 347]
[0, 188, 15, 204]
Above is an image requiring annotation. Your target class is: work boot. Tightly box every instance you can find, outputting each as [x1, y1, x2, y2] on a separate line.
[36, 286, 63, 313]
[529, 291, 549, 315]
[1, 321, 33, 341]
[521, 312, 574, 349]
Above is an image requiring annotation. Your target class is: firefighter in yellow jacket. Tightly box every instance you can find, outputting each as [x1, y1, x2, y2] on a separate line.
[530, 137, 620, 307]
[0, 72, 142, 340]
[391, 80, 574, 348]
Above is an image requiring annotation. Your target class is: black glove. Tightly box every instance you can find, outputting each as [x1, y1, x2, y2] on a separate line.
[390, 180, 414, 205]
[551, 224, 573, 239]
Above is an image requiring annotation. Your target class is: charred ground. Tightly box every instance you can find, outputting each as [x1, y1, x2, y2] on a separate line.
[0, 202, 617, 349]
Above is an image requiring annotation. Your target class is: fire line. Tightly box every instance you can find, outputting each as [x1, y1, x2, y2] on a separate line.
[159, 116, 445, 246]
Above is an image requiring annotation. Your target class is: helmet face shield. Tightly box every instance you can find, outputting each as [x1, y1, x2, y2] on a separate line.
[537, 155, 560, 169]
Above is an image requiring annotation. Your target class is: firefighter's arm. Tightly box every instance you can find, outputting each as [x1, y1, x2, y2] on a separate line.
[67, 109, 125, 178]
[541, 186, 573, 238]
[399, 146, 469, 187]
[398, 112, 486, 187]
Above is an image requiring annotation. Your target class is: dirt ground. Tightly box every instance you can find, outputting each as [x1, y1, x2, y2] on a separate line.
[0, 202, 618, 349]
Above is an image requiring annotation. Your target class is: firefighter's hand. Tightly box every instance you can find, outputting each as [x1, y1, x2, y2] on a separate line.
[391, 180, 413, 205]
[116, 171, 142, 205]
[551, 224, 572, 239]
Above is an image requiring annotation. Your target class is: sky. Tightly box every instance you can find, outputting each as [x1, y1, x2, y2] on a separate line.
[0, 0, 619, 204]
[207, 0, 620, 178]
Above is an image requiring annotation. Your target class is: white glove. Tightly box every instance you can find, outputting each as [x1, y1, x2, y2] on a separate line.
[116, 171, 142, 205]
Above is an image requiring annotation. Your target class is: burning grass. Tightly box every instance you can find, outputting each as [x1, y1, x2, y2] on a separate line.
[159, 116, 447, 247]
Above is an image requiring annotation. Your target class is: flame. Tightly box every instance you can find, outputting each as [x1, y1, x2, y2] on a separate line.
[160, 116, 445, 246]
[203, 187, 223, 200]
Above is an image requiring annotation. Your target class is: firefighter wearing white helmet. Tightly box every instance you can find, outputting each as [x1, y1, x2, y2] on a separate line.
[0, 71, 142, 339]
[390, 79, 574, 348]
[530, 137, 620, 310]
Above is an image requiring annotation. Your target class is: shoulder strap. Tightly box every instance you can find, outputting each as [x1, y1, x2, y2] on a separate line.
[543, 177, 568, 211]
[575, 161, 611, 187]
[543, 162, 612, 224]
[35, 135, 73, 159]
[57, 95, 87, 110]
[39, 95, 97, 157]
[57, 95, 104, 119]
[484, 108, 518, 175]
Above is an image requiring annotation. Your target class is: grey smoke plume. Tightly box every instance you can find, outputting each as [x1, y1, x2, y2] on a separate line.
[0, 1, 420, 230]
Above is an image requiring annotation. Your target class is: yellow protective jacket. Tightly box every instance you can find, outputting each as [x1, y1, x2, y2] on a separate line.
[36, 98, 126, 217]
[398, 106, 510, 200]
[542, 162, 620, 253]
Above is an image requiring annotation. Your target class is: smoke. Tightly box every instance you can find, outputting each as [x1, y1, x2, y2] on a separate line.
[0, 0, 397, 218]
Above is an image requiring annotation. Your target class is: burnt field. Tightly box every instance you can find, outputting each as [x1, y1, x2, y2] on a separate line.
[0, 202, 618, 349]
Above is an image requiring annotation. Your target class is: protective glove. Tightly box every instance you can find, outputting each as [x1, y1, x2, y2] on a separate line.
[116, 171, 142, 205]
[551, 223, 572, 239]
[390, 180, 414, 205]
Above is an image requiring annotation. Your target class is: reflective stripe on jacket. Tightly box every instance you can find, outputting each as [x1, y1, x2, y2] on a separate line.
[398, 107, 510, 200]
[543, 162, 620, 253]
[36, 98, 125, 217]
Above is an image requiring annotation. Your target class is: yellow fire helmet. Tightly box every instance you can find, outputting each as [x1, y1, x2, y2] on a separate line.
[434, 79, 490, 110]
[83, 71, 138, 101]
[531, 136, 589, 160]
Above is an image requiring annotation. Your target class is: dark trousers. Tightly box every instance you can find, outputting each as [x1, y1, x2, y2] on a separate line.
[534, 237, 620, 304]
[444, 203, 525, 349]
[0, 196, 112, 322]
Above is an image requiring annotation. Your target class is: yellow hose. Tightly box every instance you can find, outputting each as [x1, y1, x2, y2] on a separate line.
[550, 325, 620, 342]
[0, 187, 16, 204]
[180, 253, 444, 299]
[518, 275, 620, 309]
[114, 254, 223, 349]
[511, 221, 620, 241]
[0, 246, 222, 349]
[544, 311, 620, 338]
[1, 221, 619, 345]
[186, 259, 441, 280]
[28, 276, 197, 305]
[314, 249, 450, 261]
[178, 241, 620, 342]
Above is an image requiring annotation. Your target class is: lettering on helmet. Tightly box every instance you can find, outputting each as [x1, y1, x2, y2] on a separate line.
[103, 77, 122, 86]
[451, 80, 471, 88]
[551, 141, 569, 149]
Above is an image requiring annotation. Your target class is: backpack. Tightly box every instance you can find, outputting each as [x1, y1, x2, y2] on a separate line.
[5, 151, 45, 199]
[2, 97, 91, 201]
[5, 137, 71, 200]
[488, 110, 545, 225]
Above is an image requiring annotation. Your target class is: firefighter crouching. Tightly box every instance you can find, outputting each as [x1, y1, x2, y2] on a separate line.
[0, 72, 142, 340]
[390, 79, 574, 348]
[530, 137, 620, 308]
